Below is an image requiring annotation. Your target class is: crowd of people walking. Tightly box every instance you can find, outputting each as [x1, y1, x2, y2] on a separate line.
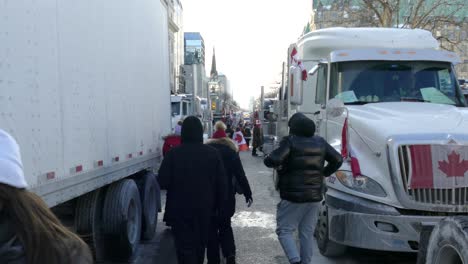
[159, 117, 253, 264]
[0, 111, 341, 264]
[159, 112, 341, 264]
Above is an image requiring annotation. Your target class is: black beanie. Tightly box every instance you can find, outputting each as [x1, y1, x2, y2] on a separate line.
[181, 116, 204, 144]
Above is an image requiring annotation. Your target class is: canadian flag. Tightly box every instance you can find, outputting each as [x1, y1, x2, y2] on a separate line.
[341, 117, 361, 177]
[408, 145, 468, 189]
[233, 131, 249, 151]
[290, 47, 308, 81]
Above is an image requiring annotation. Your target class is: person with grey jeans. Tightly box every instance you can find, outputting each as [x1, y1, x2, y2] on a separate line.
[264, 113, 342, 264]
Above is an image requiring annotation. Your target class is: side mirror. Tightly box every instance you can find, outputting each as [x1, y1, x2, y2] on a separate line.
[172, 112, 177, 117]
[326, 98, 347, 118]
[308, 65, 320, 76]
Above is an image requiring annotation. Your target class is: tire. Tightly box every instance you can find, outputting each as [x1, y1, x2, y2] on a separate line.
[135, 171, 159, 240]
[314, 201, 347, 257]
[75, 190, 101, 234]
[426, 216, 468, 264]
[75, 189, 106, 262]
[103, 179, 142, 261]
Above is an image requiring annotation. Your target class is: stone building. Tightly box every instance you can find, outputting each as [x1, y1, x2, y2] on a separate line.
[309, 0, 468, 78]
[163, 0, 184, 93]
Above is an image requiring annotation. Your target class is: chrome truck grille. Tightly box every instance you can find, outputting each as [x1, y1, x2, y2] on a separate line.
[398, 145, 468, 206]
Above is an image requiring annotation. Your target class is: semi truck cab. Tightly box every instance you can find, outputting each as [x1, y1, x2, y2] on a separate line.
[278, 28, 468, 256]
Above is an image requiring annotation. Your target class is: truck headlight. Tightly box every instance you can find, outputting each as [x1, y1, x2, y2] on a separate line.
[335, 171, 387, 197]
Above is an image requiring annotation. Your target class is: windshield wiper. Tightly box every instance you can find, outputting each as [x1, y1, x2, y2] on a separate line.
[344, 101, 371, 105]
[400, 97, 429, 102]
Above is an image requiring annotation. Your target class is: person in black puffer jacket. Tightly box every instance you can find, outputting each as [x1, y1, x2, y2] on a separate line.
[264, 113, 342, 264]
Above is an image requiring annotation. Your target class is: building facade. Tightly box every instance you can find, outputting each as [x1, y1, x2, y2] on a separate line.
[309, 0, 468, 78]
[163, 0, 184, 93]
[218, 74, 230, 97]
[184, 32, 205, 66]
[183, 32, 208, 98]
[183, 64, 208, 98]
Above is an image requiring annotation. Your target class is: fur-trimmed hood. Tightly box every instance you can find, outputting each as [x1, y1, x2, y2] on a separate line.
[205, 137, 238, 152]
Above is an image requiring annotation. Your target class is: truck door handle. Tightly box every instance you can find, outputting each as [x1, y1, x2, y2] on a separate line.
[313, 111, 320, 115]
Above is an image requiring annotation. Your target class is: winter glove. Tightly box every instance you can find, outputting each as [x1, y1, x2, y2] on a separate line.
[245, 195, 253, 207]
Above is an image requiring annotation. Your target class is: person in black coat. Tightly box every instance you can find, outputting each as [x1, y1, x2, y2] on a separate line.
[206, 121, 253, 264]
[225, 124, 234, 139]
[158, 116, 227, 264]
[242, 124, 252, 147]
[264, 113, 342, 264]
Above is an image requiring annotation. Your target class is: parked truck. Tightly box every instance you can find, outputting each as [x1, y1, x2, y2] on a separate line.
[0, 1, 171, 261]
[270, 27, 468, 262]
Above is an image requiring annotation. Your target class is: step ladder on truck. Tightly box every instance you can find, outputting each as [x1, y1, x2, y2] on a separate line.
[0, 1, 172, 262]
[268, 27, 468, 263]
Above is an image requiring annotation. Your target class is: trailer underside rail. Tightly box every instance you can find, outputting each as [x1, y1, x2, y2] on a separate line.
[31, 154, 161, 207]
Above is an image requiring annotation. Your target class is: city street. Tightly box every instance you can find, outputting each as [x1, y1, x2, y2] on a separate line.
[137, 151, 417, 264]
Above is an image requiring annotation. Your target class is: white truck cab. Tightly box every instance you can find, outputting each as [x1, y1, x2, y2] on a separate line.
[171, 94, 192, 131]
[277, 27, 468, 256]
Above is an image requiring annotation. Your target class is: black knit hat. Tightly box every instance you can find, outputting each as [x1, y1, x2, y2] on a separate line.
[181, 116, 204, 143]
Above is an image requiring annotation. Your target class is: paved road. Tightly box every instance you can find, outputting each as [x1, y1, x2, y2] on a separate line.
[144, 151, 417, 264]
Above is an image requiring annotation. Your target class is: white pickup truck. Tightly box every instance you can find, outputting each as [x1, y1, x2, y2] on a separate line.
[0, 0, 171, 261]
[273, 27, 468, 261]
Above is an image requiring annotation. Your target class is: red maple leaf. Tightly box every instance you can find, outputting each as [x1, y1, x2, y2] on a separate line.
[235, 134, 243, 144]
[438, 151, 468, 177]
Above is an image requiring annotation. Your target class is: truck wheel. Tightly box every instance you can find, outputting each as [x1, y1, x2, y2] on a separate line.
[75, 189, 105, 261]
[135, 172, 158, 240]
[103, 179, 142, 261]
[426, 216, 468, 264]
[314, 201, 347, 257]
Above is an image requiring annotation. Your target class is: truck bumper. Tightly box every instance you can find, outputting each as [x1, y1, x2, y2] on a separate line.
[326, 190, 443, 252]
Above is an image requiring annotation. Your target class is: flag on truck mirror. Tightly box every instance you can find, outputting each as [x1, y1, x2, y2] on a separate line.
[290, 66, 303, 105]
[290, 47, 308, 81]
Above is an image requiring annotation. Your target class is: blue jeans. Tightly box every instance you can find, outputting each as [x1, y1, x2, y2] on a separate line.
[276, 200, 319, 264]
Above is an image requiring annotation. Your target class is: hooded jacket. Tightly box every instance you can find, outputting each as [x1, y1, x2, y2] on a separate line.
[205, 137, 252, 217]
[158, 116, 228, 221]
[264, 113, 343, 203]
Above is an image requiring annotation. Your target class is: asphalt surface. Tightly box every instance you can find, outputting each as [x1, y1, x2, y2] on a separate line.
[135, 151, 417, 264]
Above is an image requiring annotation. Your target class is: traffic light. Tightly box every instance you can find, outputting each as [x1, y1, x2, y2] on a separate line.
[211, 101, 216, 110]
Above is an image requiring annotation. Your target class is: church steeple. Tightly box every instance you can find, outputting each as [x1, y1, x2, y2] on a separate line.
[210, 47, 218, 79]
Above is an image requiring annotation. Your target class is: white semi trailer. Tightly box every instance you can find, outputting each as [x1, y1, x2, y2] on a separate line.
[271, 28, 468, 263]
[0, 1, 171, 261]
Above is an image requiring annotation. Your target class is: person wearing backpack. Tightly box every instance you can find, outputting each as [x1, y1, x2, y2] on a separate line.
[206, 121, 253, 264]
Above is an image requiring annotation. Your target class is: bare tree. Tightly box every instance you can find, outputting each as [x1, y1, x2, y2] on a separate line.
[359, 0, 467, 50]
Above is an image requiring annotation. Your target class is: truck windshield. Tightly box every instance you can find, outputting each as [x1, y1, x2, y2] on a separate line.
[171, 102, 181, 115]
[330, 61, 465, 107]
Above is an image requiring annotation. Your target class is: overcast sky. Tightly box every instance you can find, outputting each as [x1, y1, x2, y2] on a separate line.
[182, 0, 312, 109]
